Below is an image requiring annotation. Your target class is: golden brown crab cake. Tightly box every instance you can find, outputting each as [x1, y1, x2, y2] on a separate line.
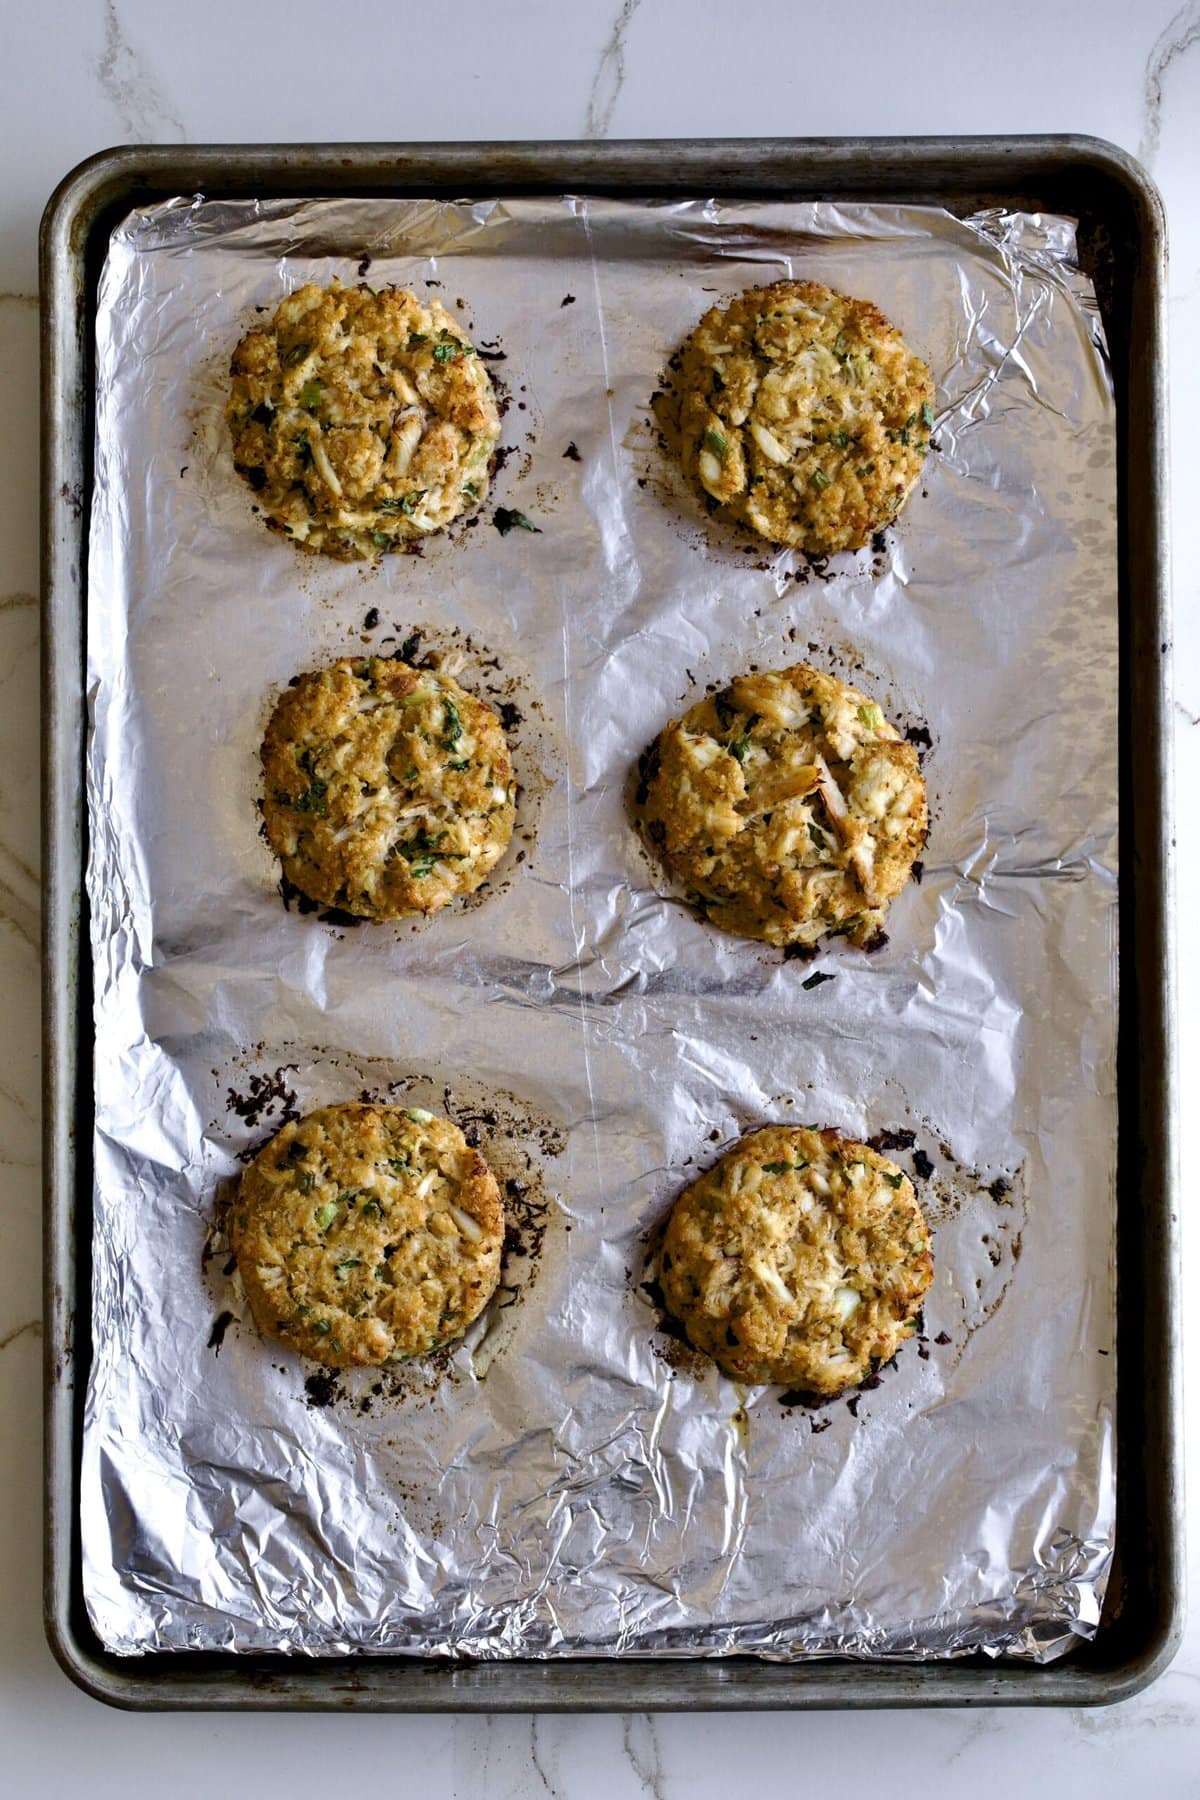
[227, 282, 500, 560]
[660, 1125, 933, 1394]
[261, 656, 516, 921]
[677, 279, 933, 553]
[637, 663, 926, 950]
[232, 1102, 505, 1369]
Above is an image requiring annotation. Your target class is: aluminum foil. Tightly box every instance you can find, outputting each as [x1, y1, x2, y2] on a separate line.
[82, 194, 1118, 1662]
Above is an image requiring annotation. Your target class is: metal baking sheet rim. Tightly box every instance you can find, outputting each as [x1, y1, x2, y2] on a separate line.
[39, 136, 1180, 1712]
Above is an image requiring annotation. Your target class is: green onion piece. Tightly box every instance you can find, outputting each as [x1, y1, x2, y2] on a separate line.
[335, 1258, 360, 1276]
[810, 468, 831, 491]
[493, 507, 541, 536]
[407, 333, 428, 348]
[295, 779, 329, 816]
[883, 1171, 905, 1189]
[312, 1319, 332, 1336]
[442, 697, 462, 748]
[829, 430, 850, 448]
[433, 340, 459, 363]
[857, 703, 883, 730]
[921, 401, 935, 429]
[298, 378, 322, 410]
[808, 820, 830, 851]
[729, 736, 752, 763]
[703, 425, 728, 461]
[314, 1202, 337, 1231]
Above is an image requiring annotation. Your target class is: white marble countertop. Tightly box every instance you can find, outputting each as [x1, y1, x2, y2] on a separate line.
[2, 0, 1196, 1789]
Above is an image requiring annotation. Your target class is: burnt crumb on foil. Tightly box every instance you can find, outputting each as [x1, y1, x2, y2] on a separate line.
[278, 873, 365, 929]
[226, 1066, 299, 1134]
[777, 1386, 825, 1410]
[280, 873, 320, 915]
[357, 253, 372, 278]
[317, 905, 367, 929]
[867, 1128, 918, 1153]
[560, 293, 576, 307]
[498, 700, 524, 732]
[304, 1369, 343, 1409]
[207, 1310, 235, 1353]
[912, 1148, 935, 1181]
[363, 606, 380, 630]
[904, 723, 933, 752]
[782, 941, 820, 964]
[562, 441, 582, 462]
[441, 1083, 499, 1149]
[502, 1176, 550, 1267]
[801, 970, 836, 991]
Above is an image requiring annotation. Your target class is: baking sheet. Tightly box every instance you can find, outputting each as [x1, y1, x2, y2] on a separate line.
[81, 194, 1118, 1661]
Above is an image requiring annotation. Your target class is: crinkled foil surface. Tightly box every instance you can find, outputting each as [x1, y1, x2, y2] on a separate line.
[82, 195, 1118, 1662]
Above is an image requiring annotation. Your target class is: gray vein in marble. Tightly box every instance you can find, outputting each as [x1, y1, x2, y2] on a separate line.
[1073, 1691, 1199, 1736]
[98, 0, 185, 143]
[529, 1719, 560, 1796]
[0, 293, 36, 308]
[1176, 701, 1200, 726]
[0, 877, 38, 954]
[584, 0, 643, 138]
[0, 593, 37, 613]
[0, 1320, 41, 1353]
[0, 840, 37, 893]
[622, 1715, 667, 1800]
[1139, 0, 1200, 167]
[0, 1075, 36, 1123]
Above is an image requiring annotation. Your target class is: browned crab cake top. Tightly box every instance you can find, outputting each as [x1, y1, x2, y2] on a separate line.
[678, 279, 933, 553]
[261, 656, 516, 921]
[661, 1125, 933, 1394]
[227, 282, 500, 560]
[232, 1102, 505, 1369]
[638, 663, 926, 950]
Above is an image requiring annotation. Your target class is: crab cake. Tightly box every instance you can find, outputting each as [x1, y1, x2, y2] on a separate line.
[232, 1102, 505, 1368]
[661, 1125, 933, 1394]
[262, 656, 516, 920]
[677, 279, 933, 553]
[637, 663, 926, 950]
[227, 282, 500, 560]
